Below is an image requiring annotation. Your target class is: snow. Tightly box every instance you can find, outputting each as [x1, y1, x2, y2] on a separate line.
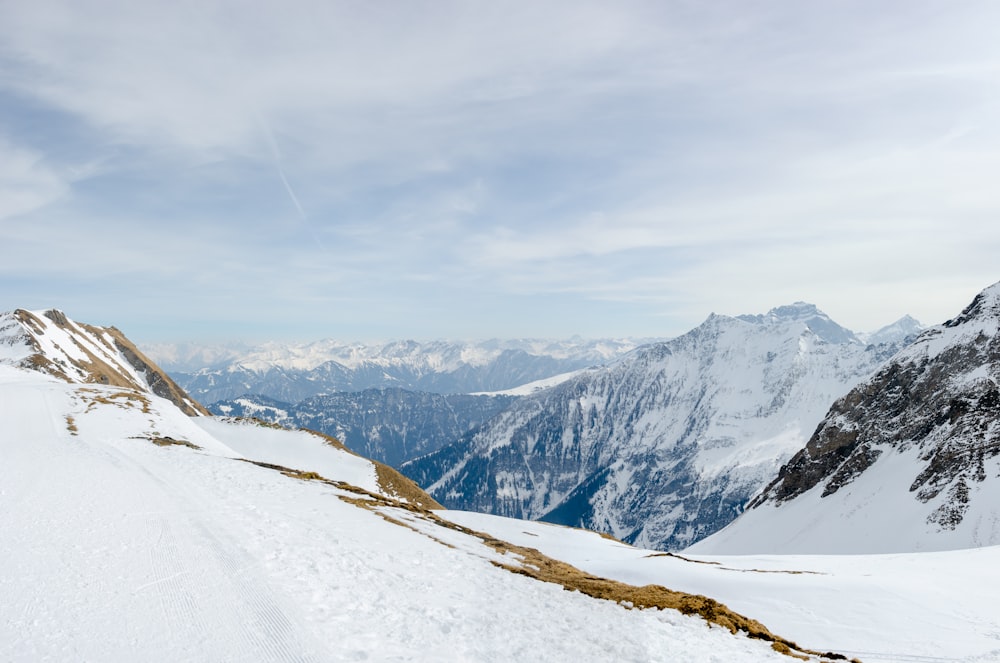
[442, 509, 1000, 662]
[690, 282, 1000, 557]
[1, 308, 149, 393]
[470, 368, 592, 395]
[194, 417, 380, 494]
[151, 337, 647, 373]
[0, 364, 791, 662]
[425, 305, 910, 551]
[690, 442, 1000, 555]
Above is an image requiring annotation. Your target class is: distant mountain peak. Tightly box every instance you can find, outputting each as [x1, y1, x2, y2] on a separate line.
[863, 315, 924, 347]
[736, 302, 858, 345]
[766, 301, 823, 320]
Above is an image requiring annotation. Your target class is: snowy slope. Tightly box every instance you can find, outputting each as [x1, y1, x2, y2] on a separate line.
[692, 281, 1000, 554]
[441, 509, 1000, 663]
[405, 303, 917, 550]
[0, 330, 814, 661]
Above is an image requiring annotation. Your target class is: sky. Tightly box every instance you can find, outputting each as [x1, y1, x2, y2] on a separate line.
[2, 0, 1000, 344]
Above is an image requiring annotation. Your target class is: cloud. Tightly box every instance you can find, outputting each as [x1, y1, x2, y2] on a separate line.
[3, 1, 1000, 339]
[0, 138, 70, 221]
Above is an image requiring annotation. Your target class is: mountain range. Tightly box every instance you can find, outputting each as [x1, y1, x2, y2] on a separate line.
[403, 303, 921, 550]
[0, 307, 850, 661]
[4, 301, 1000, 660]
[152, 337, 646, 404]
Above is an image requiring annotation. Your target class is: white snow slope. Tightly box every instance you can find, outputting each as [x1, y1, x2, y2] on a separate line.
[442, 510, 1000, 663]
[1, 364, 802, 662]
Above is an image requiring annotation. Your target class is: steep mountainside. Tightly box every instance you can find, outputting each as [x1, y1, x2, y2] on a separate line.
[0, 308, 207, 416]
[158, 338, 645, 403]
[211, 389, 517, 467]
[404, 304, 917, 551]
[692, 282, 1000, 554]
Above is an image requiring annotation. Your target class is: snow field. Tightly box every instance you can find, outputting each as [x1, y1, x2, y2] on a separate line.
[0, 369, 790, 662]
[442, 509, 1000, 662]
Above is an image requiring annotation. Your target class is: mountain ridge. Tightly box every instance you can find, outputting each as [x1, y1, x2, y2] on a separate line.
[162, 337, 647, 403]
[403, 303, 919, 550]
[1, 308, 208, 416]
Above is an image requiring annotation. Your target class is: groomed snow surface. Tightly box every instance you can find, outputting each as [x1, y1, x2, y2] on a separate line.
[1, 366, 791, 662]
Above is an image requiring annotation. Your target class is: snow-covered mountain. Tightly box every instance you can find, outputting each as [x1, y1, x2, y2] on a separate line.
[154, 337, 647, 403]
[691, 282, 1000, 555]
[0, 308, 206, 416]
[210, 389, 517, 467]
[404, 303, 919, 551]
[1, 308, 856, 661]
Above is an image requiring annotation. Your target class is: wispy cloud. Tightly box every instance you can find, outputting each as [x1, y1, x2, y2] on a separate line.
[2, 1, 1000, 340]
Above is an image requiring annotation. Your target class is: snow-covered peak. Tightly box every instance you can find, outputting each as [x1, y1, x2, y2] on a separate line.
[0, 308, 207, 416]
[150, 337, 650, 374]
[737, 302, 858, 345]
[861, 314, 923, 346]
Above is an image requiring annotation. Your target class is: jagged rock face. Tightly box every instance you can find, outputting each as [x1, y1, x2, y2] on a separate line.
[0, 308, 208, 416]
[751, 284, 1000, 533]
[210, 389, 516, 467]
[403, 306, 915, 551]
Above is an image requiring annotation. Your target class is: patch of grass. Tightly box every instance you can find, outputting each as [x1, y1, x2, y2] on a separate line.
[146, 436, 201, 450]
[79, 388, 151, 413]
[374, 463, 443, 510]
[65, 415, 78, 435]
[283, 470, 325, 481]
[25, 354, 72, 382]
[221, 416, 288, 431]
[298, 427, 352, 453]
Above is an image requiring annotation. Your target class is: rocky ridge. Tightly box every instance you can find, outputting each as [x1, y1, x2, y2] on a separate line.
[0, 308, 207, 416]
[750, 284, 1000, 528]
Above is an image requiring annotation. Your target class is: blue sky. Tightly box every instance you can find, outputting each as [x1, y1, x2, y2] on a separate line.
[3, 1, 1000, 343]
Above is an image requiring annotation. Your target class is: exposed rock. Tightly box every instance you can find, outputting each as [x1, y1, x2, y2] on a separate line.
[750, 282, 1000, 533]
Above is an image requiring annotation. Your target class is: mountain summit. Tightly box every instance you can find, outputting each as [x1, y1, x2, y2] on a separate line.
[737, 302, 859, 345]
[692, 282, 1000, 554]
[0, 308, 207, 416]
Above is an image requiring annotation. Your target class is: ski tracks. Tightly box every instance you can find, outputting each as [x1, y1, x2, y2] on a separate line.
[114, 445, 322, 663]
